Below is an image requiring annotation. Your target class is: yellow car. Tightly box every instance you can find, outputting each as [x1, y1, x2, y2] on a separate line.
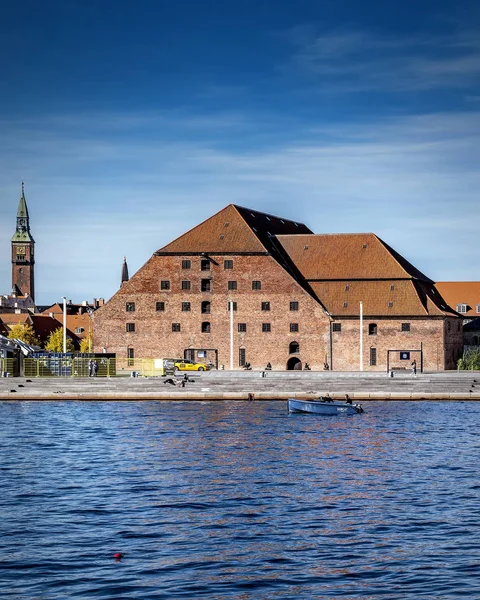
[174, 359, 210, 372]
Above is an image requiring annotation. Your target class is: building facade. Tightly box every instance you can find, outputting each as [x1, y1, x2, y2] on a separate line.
[93, 204, 463, 371]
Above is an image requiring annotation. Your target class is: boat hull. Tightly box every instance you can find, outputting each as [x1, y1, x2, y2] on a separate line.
[288, 398, 363, 415]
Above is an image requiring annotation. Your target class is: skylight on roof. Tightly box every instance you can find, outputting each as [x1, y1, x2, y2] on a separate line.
[280, 220, 285, 224]
[250, 213, 256, 218]
[266, 216, 270, 221]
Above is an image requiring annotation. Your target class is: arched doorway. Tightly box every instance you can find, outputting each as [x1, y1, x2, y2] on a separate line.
[287, 356, 302, 370]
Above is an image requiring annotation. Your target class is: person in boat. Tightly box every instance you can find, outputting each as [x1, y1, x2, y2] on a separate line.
[345, 394, 352, 404]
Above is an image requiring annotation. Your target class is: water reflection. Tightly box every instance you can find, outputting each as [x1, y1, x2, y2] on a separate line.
[1, 400, 480, 598]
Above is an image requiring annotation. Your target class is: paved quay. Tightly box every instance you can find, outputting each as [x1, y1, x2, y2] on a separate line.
[1, 370, 479, 401]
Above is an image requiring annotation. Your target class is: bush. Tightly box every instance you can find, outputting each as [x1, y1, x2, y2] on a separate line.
[458, 347, 480, 370]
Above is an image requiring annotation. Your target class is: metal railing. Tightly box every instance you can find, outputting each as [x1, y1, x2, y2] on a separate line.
[0, 358, 17, 377]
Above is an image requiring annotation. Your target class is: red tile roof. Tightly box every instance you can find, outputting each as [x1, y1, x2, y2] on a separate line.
[435, 282, 480, 318]
[276, 233, 431, 282]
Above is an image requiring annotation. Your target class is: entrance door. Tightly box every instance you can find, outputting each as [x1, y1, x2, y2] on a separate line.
[287, 357, 302, 370]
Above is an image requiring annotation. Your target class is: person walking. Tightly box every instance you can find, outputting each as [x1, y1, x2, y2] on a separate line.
[411, 359, 417, 376]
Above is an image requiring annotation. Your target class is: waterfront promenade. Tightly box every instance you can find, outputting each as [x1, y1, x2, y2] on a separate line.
[1, 369, 479, 400]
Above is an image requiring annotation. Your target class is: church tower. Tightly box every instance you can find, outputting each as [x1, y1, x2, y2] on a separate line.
[11, 183, 35, 301]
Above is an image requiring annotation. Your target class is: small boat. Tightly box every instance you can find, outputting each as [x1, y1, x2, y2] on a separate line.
[288, 397, 364, 415]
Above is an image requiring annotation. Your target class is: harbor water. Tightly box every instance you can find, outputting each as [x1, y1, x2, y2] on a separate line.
[1, 400, 479, 598]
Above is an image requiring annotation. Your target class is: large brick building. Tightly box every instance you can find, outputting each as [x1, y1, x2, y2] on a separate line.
[93, 204, 462, 371]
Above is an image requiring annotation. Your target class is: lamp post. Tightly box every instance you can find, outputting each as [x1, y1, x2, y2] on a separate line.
[61, 297, 67, 354]
[359, 301, 363, 371]
[229, 301, 234, 370]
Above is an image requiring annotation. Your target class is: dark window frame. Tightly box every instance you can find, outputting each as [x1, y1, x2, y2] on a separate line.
[182, 302, 191, 312]
[261, 301, 270, 311]
[126, 302, 135, 312]
[182, 259, 191, 270]
[156, 301, 165, 312]
[224, 260, 234, 270]
[172, 323, 181, 332]
[126, 322, 135, 332]
[160, 280, 171, 290]
[238, 323, 247, 332]
[252, 280, 262, 290]
[228, 280, 237, 291]
[262, 323, 271, 333]
[181, 280, 191, 290]
[290, 301, 299, 311]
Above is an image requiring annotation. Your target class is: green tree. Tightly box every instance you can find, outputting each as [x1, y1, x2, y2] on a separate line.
[457, 347, 480, 370]
[7, 323, 38, 345]
[79, 331, 93, 353]
[45, 327, 75, 353]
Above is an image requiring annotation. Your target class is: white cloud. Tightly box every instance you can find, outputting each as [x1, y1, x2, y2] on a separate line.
[0, 108, 478, 303]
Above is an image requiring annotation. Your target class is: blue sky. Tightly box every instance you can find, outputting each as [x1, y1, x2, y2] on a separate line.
[1, 0, 479, 305]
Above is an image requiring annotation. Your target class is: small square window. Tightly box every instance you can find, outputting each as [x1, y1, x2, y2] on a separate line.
[261, 301, 270, 311]
[290, 301, 299, 311]
[401, 322, 410, 332]
[228, 281, 237, 290]
[75, 327, 84, 334]
[343, 302, 348, 308]
[224, 260, 233, 269]
[182, 302, 191, 312]
[161, 280, 170, 290]
[201, 259, 210, 271]
[126, 302, 135, 312]
[457, 304, 467, 313]
[228, 302, 237, 311]
[182, 260, 191, 270]
[201, 322, 211, 333]
[290, 323, 299, 332]
[156, 301, 165, 312]
[262, 323, 271, 333]
[181, 280, 191, 290]
[238, 323, 247, 332]
[333, 323, 341, 332]
[252, 281, 262, 290]
[172, 323, 181, 332]
[388, 302, 393, 308]
[201, 279, 211, 292]
[126, 323, 135, 332]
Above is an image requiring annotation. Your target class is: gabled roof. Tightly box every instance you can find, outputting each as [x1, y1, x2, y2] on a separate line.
[276, 233, 432, 282]
[435, 282, 480, 318]
[156, 204, 312, 255]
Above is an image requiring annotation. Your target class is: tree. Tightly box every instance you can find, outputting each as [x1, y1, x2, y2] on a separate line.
[79, 332, 93, 353]
[457, 347, 480, 371]
[45, 327, 75, 353]
[7, 323, 38, 345]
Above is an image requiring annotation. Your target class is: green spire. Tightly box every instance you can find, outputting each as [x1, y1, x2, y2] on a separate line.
[11, 182, 35, 243]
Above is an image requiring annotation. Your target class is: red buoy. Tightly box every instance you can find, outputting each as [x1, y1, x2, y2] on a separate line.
[114, 552, 123, 561]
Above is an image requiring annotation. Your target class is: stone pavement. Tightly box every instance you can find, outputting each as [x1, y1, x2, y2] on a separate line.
[1, 370, 479, 400]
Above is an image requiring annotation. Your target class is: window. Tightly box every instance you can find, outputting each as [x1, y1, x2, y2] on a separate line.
[172, 323, 181, 332]
[160, 280, 170, 290]
[228, 281, 237, 290]
[289, 341, 299, 353]
[390, 284, 395, 291]
[290, 301, 299, 311]
[201, 321, 211, 333]
[127, 347, 134, 366]
[182, 302, 191, 312]
[16, 254, 25, 261]
[182, 259, 191, 269]
[388, 302, 393, 308]
[75, 327, 84, 334]
[252, 281, 262, 290]
[477, 305, 480, 314]
[370, 347, 377, 366]
[261, 301, 270, 311]
[126, 302, 135, 312]
[343, 302, 348, 308]
[290, 323, 299, 332]
[228, 301, 237, 311]
[201, 279, 211, 292]
[238, 323, 247, 332]
[201, 301, 211, 314]
[262, 323, 271, 333]
[345, 285, 350, 291]
[333, 323, 341, 332]
[181, 280, 191, 290]
[457, 304, 467, 313]
[126, 323, 135, 332]
[369, 323, 377, 335]
[201, 259, 210, 271]
[401, 323, 410, 332]
[239, 348, 246, 367]
[224, 260, 233, 269]
[156, 301, 165, 312]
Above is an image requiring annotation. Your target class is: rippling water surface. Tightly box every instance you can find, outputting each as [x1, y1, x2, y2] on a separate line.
[1, 400, 480, 598]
